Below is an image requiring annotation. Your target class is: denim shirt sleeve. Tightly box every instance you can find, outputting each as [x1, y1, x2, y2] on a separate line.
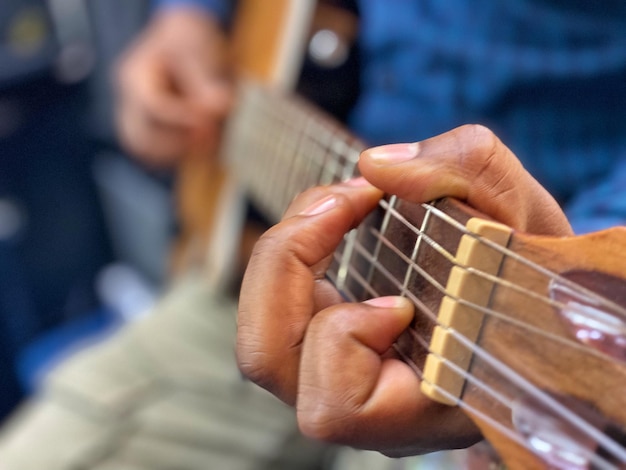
[152, 0, 232, 23]
[565, 157, 626, 235]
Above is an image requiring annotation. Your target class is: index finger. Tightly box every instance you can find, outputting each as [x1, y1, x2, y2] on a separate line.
[236, 180, 382, 405]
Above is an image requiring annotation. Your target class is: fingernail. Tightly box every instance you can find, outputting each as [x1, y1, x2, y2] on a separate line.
[342, 176, 371, 187]
[364, 296, 411, 308]
[364, 142, 420, 163]
[299, 195, 337, 216]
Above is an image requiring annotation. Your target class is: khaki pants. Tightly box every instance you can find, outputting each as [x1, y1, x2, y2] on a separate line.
[0, 274, 470, 470]
[0, 276, 331, 470]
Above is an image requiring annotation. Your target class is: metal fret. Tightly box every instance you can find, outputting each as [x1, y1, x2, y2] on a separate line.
[365, 195, 398, 294]
[305, 121, 334, 188]
[335, 228, 358, 292]
[401, 203, 433, 297]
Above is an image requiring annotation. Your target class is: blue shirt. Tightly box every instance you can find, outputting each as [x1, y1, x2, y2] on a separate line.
[156, 0, 626, 235]
[0, 0, 59, 88]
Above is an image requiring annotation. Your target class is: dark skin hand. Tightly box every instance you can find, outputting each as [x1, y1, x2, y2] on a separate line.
[237, 125, 573, 457]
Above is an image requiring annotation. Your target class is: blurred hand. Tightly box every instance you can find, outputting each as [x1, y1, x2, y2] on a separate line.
[237, 125, 573, 457]
[115, 7, 233, 168]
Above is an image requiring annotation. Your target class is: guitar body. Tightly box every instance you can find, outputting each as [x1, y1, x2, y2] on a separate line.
[173, 0, 359, 285]
[172, 1, 626, 468]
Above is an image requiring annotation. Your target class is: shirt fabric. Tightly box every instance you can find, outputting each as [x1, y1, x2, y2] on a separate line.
[0, 0, 59, 88]
[155, 0, 626, 235]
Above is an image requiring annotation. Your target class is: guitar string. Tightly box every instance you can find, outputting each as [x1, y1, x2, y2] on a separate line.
[401, 326, 626, 469]
[333, 235, 593, 409]
[363, 223, 626, 364]
[420, 202, 626, 319]
[393, 334, 619, 470]
[329, 195, 626, 346]
[392, 345, 566, 468]
[332, 260, 626, 466]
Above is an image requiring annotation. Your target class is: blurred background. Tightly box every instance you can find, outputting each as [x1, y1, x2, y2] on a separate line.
[0, 0, 173, 422]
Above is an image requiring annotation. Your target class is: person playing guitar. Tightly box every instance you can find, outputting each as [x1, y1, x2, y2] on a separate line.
[1, 1, 625, 469]
[118, 1, 626, 468]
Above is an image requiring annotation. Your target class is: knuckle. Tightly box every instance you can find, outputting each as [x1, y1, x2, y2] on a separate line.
[251, 227, 284, 260]
[308, 304, 358, 338]
[458, 123, 496, 143]
[455, 124, 499, 165]
[236, 347, 270, 385]
[236, 334, 286, 392]
[252, 212, 329, 268]
[289, 186, 334, 212]
[453, 125, 510, 189]
[298, 406, 349, 443]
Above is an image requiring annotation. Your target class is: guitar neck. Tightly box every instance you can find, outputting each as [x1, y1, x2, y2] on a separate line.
[225, 82, 364, 223]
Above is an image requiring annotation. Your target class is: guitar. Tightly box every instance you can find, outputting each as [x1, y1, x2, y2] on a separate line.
[176, 1, 626, 468]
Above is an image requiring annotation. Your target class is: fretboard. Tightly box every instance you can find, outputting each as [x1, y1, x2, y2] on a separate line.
[224, 83, 364, 222]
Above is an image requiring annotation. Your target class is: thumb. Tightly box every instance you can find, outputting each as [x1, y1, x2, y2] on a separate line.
[358, 124, 573, 236]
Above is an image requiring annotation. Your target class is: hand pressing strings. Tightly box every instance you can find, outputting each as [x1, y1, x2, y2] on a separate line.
[237, 125, 573, 456]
